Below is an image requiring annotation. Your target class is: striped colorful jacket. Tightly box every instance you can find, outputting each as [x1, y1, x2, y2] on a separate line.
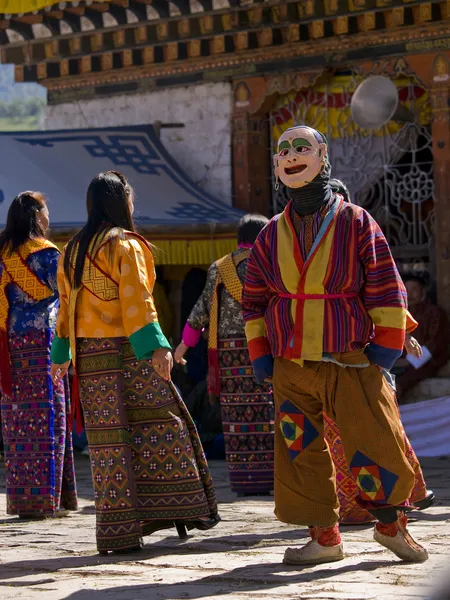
[242, 196, 408, 370]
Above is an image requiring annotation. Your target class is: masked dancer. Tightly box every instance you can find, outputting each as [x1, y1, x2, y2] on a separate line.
[243, 126, 428, 565]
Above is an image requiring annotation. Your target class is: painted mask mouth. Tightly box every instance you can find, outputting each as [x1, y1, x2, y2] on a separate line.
[284, 164, 307, 175]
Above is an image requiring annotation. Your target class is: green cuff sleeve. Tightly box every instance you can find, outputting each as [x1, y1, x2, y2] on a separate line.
[129, 321, 171, 360]
[51, 335, 72, 364]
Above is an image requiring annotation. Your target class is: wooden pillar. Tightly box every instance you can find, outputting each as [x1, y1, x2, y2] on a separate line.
[431, 55, 450, 315]
[232, 112, 271, 216]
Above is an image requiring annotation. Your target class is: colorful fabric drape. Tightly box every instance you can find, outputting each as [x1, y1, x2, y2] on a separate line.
[0, 239, 77, 516]
[77, 337, 219, 553]
[218, 337, 274, 494]
[270, 75, 431, 145]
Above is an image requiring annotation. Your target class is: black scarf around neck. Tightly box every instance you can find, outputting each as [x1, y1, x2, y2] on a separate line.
[288, 171, 332, 217]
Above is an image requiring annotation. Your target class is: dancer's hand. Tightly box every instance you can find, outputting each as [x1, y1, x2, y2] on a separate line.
[51, 361, 71, 383]
[252, 355, 274, 385]
[174, 342, 188, 366]
[152, 348, 173, 381]
[405, 334, 422, 358]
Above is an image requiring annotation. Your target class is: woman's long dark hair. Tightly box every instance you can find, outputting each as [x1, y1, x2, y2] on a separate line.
[0, 191, 47, 256]
[64, 170, 135, 288]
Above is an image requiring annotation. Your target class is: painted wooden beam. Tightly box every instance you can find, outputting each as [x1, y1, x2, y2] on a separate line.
[9, 19, 33, 39]
[61, 11, 82, 32]
[149, 0, 170, 18]
[108, 3, 129, 25]
[170, 0, 191, 15]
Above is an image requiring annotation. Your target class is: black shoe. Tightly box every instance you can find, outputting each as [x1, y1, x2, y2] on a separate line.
[175, 523, 188, 540]
[413, 490, 435, 511]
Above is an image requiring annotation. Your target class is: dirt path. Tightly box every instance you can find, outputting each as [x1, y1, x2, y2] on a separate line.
[1, 456, 449, 600]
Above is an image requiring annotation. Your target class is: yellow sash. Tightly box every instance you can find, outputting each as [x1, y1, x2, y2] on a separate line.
[208, 250, 249, 352]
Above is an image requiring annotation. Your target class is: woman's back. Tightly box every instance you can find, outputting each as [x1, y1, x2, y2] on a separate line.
[51, 170, 219, 554]
[0, 240, 60, 334]
[0, 191, 77, 518]
[59, 228, 159, 341]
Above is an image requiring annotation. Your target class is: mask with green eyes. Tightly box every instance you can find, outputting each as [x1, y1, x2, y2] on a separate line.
[274, 125, 328, 189]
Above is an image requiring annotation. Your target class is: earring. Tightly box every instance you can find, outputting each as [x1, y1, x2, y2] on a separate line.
[320, 162, 326, 175]
[274, 175, 279, 191]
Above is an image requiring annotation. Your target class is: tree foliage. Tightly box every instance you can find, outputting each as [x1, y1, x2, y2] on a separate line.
[0, 97, 46, 119]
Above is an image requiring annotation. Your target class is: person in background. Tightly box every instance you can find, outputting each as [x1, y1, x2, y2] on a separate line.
[329, 178, 350, 202]
[175, 214, 273, 497]
[51, 170, 219, 555]
[0, 192, 77, 518]
[326, 178, 433, 524]
[395, 274, 449, 402]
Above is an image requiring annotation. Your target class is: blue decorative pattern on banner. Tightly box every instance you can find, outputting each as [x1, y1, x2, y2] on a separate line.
[13, 125, 244, 226]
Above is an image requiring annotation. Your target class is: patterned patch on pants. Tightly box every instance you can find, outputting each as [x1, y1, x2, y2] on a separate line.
[279, 400, 319, 460]
[350, 450, 399, 502]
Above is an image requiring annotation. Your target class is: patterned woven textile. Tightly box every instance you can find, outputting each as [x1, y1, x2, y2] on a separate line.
[77, 337, 220, 553]
[1, 329, 77, 515]
[218, 337, 274, 495]
[324, 413, 428, 524]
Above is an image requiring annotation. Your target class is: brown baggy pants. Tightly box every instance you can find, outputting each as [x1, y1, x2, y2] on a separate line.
[273, 356, 415, 527]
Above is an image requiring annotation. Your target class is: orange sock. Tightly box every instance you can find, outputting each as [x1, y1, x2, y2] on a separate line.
[376, 513, 408, 538]
[309, 524, 341, 547]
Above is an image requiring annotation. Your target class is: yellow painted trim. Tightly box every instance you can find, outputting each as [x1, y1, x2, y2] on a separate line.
[368, 306, 407, 330]
[301, 219, 336, 361]
[245, 317, 266, 342]
[0, 0, 108, 14]
[55, 236, 237, 267]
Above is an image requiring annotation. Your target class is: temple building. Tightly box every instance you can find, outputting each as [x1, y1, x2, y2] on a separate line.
[0, 0, 449, 313]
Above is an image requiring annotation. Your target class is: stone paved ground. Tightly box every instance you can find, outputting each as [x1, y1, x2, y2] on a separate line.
[1, 455, 449, 600]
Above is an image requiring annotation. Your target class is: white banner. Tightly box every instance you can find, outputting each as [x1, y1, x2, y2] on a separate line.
[401, 396, 450, 457]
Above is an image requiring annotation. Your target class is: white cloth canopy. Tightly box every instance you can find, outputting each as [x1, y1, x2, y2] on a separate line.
[0, 124, 242, 230]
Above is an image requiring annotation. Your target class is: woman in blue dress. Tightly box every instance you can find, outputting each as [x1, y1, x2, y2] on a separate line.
[0, 191, 77, 517]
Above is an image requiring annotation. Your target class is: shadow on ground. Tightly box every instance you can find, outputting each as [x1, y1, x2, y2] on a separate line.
[57, 560, 401, 600]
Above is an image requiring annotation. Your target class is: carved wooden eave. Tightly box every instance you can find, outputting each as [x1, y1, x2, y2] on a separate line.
[0, 0, 449, 102]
